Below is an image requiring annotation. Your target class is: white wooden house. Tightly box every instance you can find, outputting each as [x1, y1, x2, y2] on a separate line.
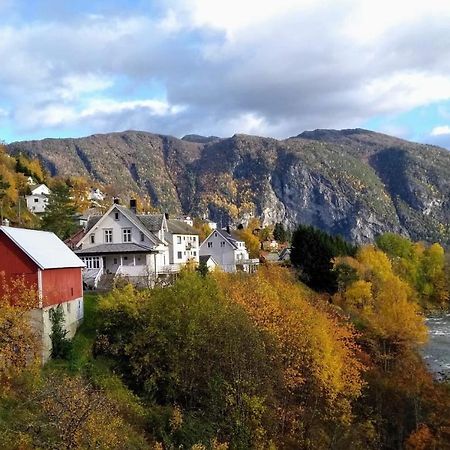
[75, 201, 199, 288]
[199, 228, 258, 272]
[25, 184, 51, 213]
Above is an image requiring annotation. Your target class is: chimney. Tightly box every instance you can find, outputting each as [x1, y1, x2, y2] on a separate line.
[130, 199, 137, 214]
[113, 197, 120, 205]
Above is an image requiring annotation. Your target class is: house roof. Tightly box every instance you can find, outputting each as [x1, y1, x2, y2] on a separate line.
[78, 205, 164, 248]
[84, 215, 102, 232]
[75, 243, 156, 255]
[200, 228, 245, 251]
[0, 226, 85, 270]
[166, 219, 198, 235]
[137, 214, 165, 233]
[199, 255, 218, 265]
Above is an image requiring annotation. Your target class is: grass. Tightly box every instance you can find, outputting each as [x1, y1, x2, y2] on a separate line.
[44, 292, 102, 374]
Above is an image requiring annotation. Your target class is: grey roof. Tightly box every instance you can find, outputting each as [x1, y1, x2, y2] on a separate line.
[137, 214, 165, 232]
[85, 215, 102, 232]
[75, 243, 156, 255]
[199, 255, 218, 265]
[167, 219, 198, 235]
[0, 226, 85, 269]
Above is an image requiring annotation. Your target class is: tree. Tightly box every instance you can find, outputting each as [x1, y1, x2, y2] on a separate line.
[291, 224, 356, 292]
[234, 227, 260, 258]
[273, 222, 287, 243]
[0, 274, 40, 390]
[41, 182, 78, 239]
[49, 305, 72, 359]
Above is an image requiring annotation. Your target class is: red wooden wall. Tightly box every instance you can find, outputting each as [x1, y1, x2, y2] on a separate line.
[42, 268, 82, 307]
[0, 233, 38, 298]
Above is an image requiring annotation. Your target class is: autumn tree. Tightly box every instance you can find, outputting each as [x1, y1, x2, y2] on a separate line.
[0, 274, 40, 391]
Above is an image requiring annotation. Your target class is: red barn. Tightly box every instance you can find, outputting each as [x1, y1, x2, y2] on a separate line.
[0, 225, 85, 361]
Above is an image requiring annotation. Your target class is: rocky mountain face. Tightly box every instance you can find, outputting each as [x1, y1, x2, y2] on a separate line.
[7, 129, 450, 245]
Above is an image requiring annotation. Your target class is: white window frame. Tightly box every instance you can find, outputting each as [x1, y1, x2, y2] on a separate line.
[104, 229, 113, 243]
[122, 228, 132, 243]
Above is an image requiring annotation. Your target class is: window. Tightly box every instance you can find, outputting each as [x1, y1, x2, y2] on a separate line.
[104, 229, 113, 243]
[82, 256, 100, 269]
[220, 241, 225, 247]
[193, 236, 196, 242]
[193, 251, 197, 256]
[90, 234, 95, 244]
[177, 251, 182, 259]
[113, 258, 118, 264]
[140, 232, 145, 242]
[122, 228, 132, 242]
[114, 212, 119, 220]
[124, 256, 128, 261]
[34, 198, 39, 203]
[207, 242, 213, 248]
[177, 236, 181, 244]
[214, 232, 217, 237]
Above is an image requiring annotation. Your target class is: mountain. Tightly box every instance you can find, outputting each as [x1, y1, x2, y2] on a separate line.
[7, 129, 450, 245]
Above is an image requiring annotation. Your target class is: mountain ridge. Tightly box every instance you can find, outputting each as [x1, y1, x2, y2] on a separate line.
[6, 128, 450, 246]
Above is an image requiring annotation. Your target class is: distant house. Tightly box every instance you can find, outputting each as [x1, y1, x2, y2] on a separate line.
[199, 228, 258, 272]
[278, 247, 291, 262]
[0, 225, 85, 362]
[199, 254, 219, 272]
[25, 184, 51, 213]
[74, 201, 199, 288]
[88, 188, 105, 203]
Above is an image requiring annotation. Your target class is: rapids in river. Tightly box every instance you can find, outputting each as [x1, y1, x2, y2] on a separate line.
[422, 313, 450, 380]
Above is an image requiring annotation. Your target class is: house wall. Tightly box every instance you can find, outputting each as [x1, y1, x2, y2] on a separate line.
[81, 209, 156, 249]
[30, 296, 84, 362]
[0, 232, 39, 298]
[26, 194, 49, 213]
[200, 231, 239, 271]
[41, 267, 83, 308]
[168, 233, 200, 264]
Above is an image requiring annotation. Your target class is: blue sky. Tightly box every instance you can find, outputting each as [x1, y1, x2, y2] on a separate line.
[1, 0, 450, 148]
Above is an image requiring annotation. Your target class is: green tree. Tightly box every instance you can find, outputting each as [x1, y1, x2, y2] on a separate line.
[41, 182, 78, 239]
[291, 224, 356, 292]
[49, 305, 72, 359]
[273, 222, 287, 243]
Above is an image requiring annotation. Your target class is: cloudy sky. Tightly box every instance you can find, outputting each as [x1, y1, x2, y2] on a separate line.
[2, 0, 450, 148]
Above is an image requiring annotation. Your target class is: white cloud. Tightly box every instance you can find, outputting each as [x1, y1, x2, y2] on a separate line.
[3, 1, 450, 139]
[431, 125, 450, 136]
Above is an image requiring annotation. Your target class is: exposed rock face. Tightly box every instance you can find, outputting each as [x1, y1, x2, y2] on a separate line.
[8, 129, 450, 245]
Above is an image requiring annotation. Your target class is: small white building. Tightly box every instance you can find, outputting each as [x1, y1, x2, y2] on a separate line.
[88, 188, 105, 202]
[166, 219, 200, 265]
[25, 184, 51, 213]
[199, 228, 258, 272]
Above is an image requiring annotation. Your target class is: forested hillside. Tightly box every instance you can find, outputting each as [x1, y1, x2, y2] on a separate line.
[7, 129, 450, 246]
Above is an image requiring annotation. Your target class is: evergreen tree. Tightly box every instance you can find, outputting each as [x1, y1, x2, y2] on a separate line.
[0, 175, 9, 200]
[273, 222, 288, 242]
[290, 224, 356, 292]
[41, 183, 78, 239]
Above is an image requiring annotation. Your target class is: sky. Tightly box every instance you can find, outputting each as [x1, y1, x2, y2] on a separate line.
[2, 0, 450, 148]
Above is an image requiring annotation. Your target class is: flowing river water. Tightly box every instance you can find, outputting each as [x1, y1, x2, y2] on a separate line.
[422, 313, 450, 380]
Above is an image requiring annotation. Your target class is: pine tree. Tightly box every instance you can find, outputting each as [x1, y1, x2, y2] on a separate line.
[41, 183, 78, 239]
[273, 222, 287, 243]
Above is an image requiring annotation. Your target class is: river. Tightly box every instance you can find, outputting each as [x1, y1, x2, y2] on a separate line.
[422, 313, 450, 380]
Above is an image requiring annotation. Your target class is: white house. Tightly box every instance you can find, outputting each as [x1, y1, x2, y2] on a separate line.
[166, 219, 200, 265]
[75, 201, 199, 288]
[25, 184, 51, 213]
[199, 228, 258, 272]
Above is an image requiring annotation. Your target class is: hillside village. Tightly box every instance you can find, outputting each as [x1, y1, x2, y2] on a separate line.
[0, 150, 290, 361]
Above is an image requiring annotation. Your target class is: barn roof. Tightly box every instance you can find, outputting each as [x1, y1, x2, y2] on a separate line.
[0, 226, 85, 270]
